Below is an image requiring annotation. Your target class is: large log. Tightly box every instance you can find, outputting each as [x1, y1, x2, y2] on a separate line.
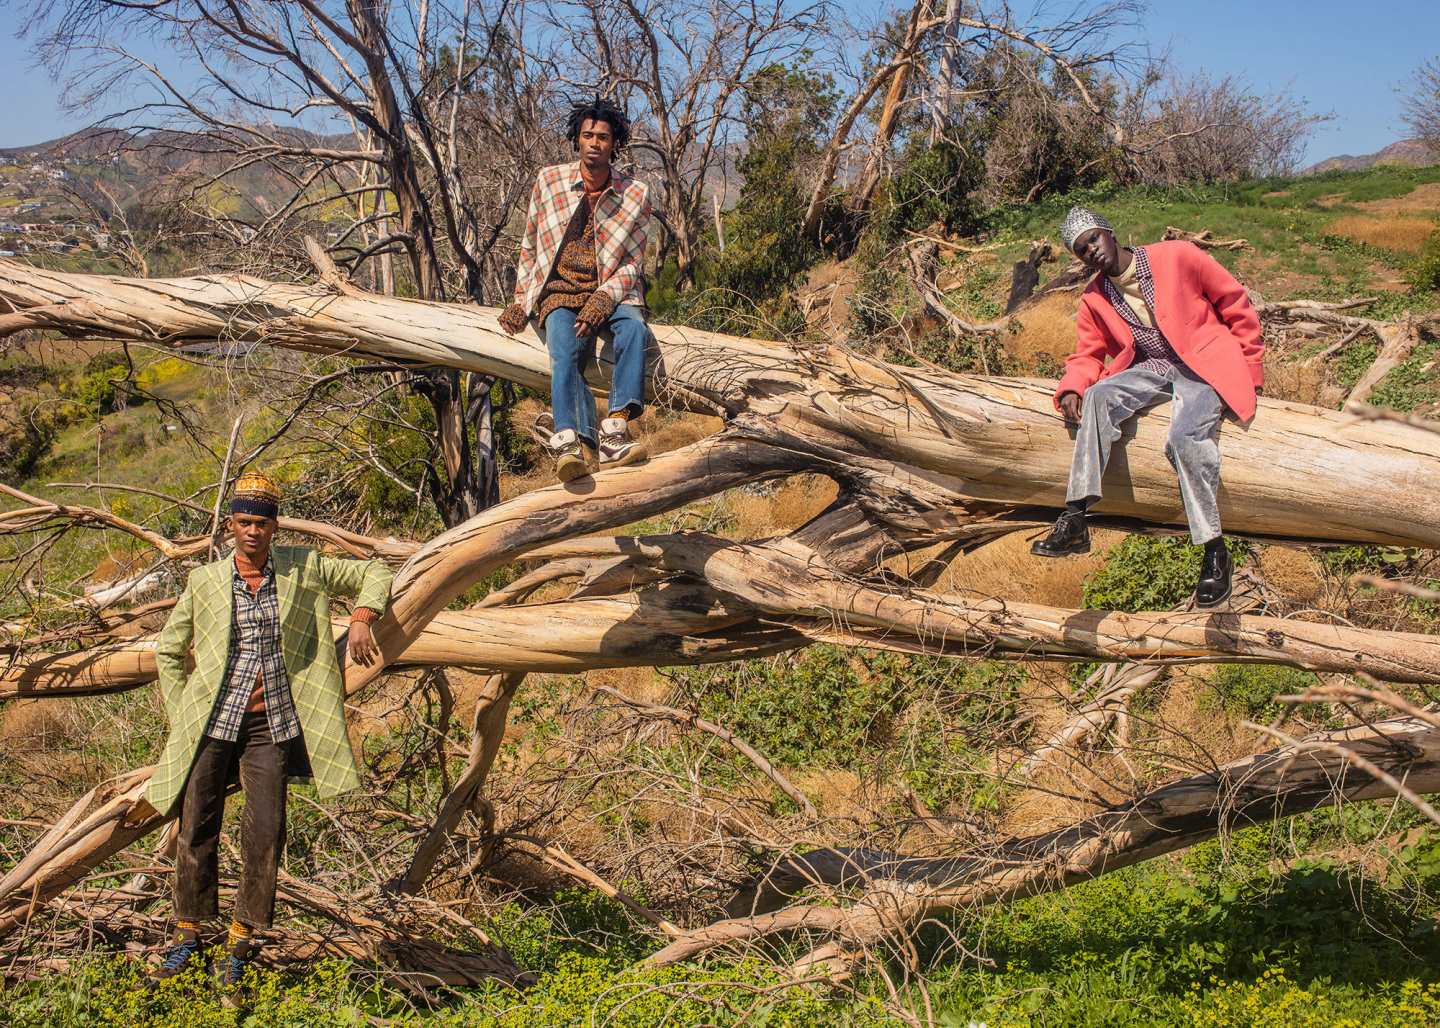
[2, 260, 1440, 547]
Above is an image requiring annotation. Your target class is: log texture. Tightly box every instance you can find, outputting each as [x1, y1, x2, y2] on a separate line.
[2, 260, 1440, 547]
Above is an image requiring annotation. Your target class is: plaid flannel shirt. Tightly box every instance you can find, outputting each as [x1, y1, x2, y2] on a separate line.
[205, 557, 301, 743]
[512, 161, 649, 317]
[1101, 247, 1186, 375]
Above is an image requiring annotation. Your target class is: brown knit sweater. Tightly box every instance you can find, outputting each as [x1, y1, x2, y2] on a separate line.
[234, 549, 380, 714]
[500, 195, 616, 333]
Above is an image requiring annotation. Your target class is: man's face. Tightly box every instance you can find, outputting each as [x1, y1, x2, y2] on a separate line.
[231, 513, 277, 561]
[576, 118, 616, 169]
[1073, 228, 1124, 277]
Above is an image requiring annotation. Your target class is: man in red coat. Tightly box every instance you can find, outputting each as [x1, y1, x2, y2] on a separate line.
[1030, 207, 1265, 608]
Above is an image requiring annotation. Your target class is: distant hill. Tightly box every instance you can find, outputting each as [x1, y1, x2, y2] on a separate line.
[0, 125, 366, 222]
[1303, 139, 1437, 176]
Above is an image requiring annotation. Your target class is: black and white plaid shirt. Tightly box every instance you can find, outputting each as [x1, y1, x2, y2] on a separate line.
[205, 557, 301, 743]
[1101, 247, 1186, 375]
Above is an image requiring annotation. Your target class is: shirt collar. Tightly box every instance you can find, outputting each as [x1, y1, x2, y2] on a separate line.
[567, 161, 619, 196]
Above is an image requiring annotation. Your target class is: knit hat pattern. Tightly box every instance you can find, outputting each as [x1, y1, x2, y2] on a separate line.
[1059, 206, 1114, 254]
[231, 471, 280, 519]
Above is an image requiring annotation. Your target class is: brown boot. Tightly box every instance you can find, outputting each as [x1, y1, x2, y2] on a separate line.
[220, 935, 263, 1009]
[146, 927, 204, 988]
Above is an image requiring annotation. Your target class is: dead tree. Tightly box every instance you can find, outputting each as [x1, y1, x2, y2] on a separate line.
[27, 0, 565, 523]
[3, 256, 1440, 980]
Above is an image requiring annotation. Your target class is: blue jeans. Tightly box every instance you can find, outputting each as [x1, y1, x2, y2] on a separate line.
[542, 303, 649, 444]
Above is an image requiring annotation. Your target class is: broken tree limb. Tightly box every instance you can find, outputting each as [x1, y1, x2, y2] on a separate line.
[3, 260, 1440, 547]
[397, 672, 525, 894]
[646, 713, 1440, 969]
[1162, 227, 1251, 251]
[1347, 311, 1419, 406]
[589, 684, 818, 818]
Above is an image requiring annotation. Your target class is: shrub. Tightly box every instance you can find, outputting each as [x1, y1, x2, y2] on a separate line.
[1083, 536, 1251, 612]
[78, 351, 134, 415]
[1409, 227, 1440, 294]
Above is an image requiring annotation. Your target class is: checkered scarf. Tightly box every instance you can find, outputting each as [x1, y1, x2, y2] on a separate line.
[1099, 246, 1183, 370]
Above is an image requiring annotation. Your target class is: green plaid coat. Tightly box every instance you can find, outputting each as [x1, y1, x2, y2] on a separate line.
[146, 546, 393, 815]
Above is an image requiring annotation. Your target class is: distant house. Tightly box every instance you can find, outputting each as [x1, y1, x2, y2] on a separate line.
[0, 222, 20, 233]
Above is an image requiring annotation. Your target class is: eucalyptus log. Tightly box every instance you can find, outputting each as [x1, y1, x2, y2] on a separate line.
[3, 260, 1440, 547]
[646, 713, 1440, 969]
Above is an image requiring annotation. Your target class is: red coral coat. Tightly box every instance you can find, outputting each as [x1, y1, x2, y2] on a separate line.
[1053, 240, 1265, 421]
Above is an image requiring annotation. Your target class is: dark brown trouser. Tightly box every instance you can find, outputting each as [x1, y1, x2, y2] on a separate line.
[174, 711, 291, 929]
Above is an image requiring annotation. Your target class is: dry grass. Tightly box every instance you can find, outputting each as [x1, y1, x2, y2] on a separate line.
[1258, 545, 1327, 607]
[1005, 290, 1084, 369]
[1327, 214, 1439, 253]
[929, 528, 1124, 609]
[1260, 353, 1345, 409]
[726, 475, 839, 541]
[1353, 181, 1440, 216]
[585, 665, 666, 705]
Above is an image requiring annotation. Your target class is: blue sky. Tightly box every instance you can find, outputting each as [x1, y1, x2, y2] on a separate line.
[0, 1, 1435, 165]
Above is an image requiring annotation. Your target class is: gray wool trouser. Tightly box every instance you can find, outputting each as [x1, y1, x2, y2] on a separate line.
[1066, 363, 1225, 544]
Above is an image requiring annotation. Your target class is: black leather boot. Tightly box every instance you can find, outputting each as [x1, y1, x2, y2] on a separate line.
[1195, 542, 1233, 608]
[1031, 510, 1090, 557]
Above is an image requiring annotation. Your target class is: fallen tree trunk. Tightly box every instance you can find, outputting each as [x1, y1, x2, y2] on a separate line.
[647, 713, 1440, 970]
[4, 260, 1440, 547]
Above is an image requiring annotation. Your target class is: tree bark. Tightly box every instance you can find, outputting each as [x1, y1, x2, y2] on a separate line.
[3, 261, 1440, 549]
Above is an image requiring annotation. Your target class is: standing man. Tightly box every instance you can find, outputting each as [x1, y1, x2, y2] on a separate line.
[499, 96, 652, 482]
[144, 472, 392, 1000]
[1030, 207, 1265, 608]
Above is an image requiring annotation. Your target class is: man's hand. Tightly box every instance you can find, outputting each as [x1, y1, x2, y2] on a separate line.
[574, 319, 596, 339]
[501, 320, 519, 337]
[1059, 392, 1083, 424]
[350, 620, 379, 666]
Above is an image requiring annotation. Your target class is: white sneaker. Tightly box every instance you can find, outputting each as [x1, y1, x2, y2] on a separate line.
[598, 417, 644, 469]
[549, 429, 589, 482]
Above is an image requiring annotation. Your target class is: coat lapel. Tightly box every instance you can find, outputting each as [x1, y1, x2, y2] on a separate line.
[273, 546, 297, 639]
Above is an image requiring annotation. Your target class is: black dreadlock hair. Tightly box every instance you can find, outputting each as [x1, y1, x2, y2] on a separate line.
[565, 95, 630, 158]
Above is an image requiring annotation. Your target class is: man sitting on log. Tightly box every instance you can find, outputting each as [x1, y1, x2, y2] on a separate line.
[1030, 207, 1265, 608]
[499, 96, 652, 481]
[143, 473, 392, 1002]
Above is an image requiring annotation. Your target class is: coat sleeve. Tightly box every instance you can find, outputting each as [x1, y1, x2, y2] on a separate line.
[511, 176, 543, 310]
[1053, 296, 1120, 408]
[597, 182, 650, 308]
[154, 575, 197, 715]
[317, 555, 394, 615]
[1195, 247, 1265, 389]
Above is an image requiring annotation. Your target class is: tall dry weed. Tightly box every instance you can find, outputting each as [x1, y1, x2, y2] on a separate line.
[931, 529, 1124, 608]
[1005, 290, 1084, 370]
[1328, 214, 1438, 253]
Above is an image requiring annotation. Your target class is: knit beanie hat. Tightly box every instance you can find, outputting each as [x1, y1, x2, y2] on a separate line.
[1059, 206, 1114, 254]
[230, 471, 280, 520]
